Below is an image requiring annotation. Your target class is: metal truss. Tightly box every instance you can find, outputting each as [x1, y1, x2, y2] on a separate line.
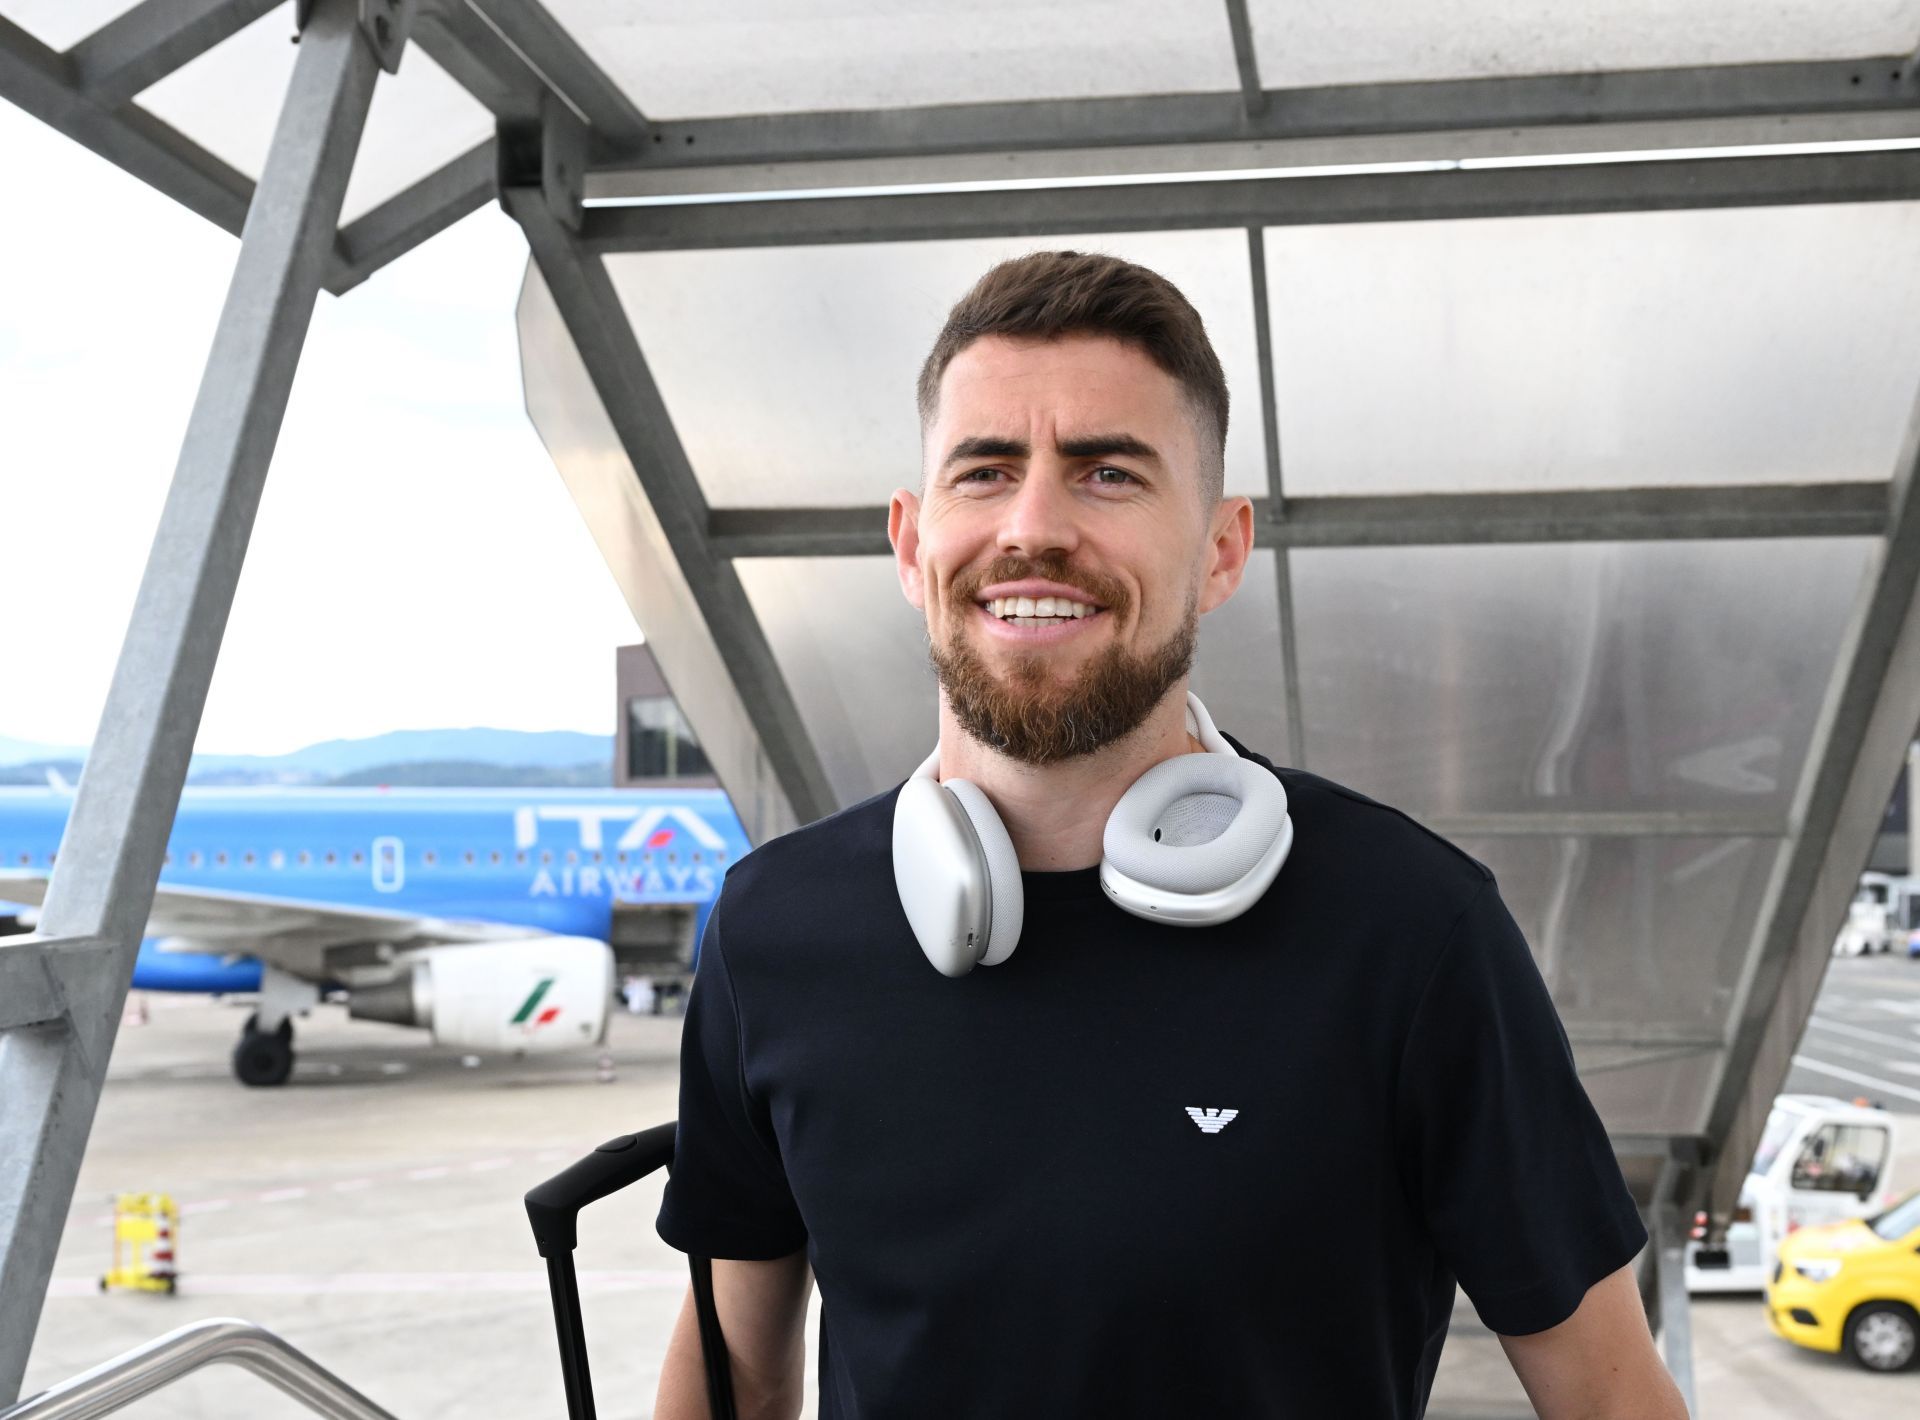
[504, 178, 834, 835]
[702, 482, 1889, 560]
[0, 0, 398, 1399]
[1699, 378, 1920, 1232]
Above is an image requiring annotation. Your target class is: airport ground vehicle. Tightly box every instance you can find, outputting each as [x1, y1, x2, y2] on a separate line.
[1835, 871, 1920, 955]
[1766, 1189, 1920, 1371]
[1686, 1095, 1901, 1293]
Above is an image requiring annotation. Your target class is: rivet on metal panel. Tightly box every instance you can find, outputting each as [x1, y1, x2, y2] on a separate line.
[356, 0, 418, 74]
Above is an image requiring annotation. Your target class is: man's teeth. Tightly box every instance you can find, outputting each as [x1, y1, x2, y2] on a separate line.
[984, 595, 1097, 620]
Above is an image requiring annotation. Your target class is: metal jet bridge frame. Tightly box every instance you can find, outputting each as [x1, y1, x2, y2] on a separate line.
[9, 1, 1920, 1412]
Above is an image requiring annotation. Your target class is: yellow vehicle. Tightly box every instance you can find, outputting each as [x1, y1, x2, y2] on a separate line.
[99, 1192, 179, 1296]
[1766, 1189, 1920, 1371]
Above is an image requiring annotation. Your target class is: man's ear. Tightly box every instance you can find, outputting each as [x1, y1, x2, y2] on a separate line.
[890, 487, 926, 611]
[1197, 495, 1254, 614]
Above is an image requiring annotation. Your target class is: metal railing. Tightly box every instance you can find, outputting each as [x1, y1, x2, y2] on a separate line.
[0, 1317, 400, 1420]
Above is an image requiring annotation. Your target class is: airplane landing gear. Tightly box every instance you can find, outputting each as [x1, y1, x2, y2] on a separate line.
[232, 1013, 294, 1087]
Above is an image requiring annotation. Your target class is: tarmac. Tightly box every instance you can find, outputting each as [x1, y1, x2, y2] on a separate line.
[17, 955, 1920, 1419]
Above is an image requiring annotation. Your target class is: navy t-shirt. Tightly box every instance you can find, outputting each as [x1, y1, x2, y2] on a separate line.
[657, 746, 1646, 1418]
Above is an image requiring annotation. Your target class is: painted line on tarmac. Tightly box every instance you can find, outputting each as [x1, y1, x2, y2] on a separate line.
[48, 1270, 687, 1298]
[79, 1146, 614, 1227]
[1805, 1015, 1920, 1053]
[1790, 1054, 1920, 1105]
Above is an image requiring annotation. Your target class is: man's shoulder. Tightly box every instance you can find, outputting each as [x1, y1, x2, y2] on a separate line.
[1231, 739, 1493, 904]
[713, 784, 901, 937]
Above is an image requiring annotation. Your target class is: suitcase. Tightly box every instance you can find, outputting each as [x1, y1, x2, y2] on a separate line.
[526, 1121, 736, 1420]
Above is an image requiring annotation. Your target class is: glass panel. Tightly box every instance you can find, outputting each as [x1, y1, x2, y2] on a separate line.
[1266, 205, 1920, 495]
[1460, 834, 1772, 1037]
[1247, 0, 1920, 87]
[738, 551, 1289, 807]
[135, 7, 493, 224]
[1292, 539, 1874, 819]
[610, 230, 1268, 508]
[628, 693, 713, 780]
[548, 0, 1239, 118]
[3, 1, 150, 50]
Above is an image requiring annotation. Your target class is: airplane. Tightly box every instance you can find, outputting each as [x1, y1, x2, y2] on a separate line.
[0, 784, 747, 1086]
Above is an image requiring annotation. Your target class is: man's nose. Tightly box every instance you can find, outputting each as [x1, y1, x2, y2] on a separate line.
[996, 469, 1079, 558]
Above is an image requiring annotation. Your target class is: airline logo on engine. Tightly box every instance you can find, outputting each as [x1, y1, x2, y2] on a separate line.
[511, 976, 562, 1033]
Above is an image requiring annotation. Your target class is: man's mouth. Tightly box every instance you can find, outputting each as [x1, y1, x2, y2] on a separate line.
[978, 593, 1105, 629]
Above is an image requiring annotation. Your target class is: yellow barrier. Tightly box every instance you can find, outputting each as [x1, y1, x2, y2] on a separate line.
[100, 1192, 179, 1295]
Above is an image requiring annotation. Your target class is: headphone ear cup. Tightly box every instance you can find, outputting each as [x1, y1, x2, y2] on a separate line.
[942, 779, 1025, 966]
[1101, 755, 1289, 921]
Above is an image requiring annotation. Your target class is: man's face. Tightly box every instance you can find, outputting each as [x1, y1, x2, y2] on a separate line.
[890, 333, 1248, 764]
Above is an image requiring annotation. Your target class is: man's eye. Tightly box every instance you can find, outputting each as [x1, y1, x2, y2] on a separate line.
[957, 467, 1003, 484]
[1090, 466, 1138, 486]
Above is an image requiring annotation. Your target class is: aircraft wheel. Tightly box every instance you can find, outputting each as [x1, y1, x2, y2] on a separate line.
[232, 1015, 294, 1087]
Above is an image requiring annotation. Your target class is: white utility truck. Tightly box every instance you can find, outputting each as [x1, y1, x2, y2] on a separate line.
[1686, 1094, 1902, 1293]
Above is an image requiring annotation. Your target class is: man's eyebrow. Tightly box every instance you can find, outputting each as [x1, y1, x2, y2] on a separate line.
[1057, 433, 1161, 463]
[943, 435, 1029, 467]
[940, 432, 1163, 468]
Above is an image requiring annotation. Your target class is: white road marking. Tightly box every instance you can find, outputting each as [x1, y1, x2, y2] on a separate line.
[181, 1199, 230, 1216]
[1805, 1015, 1920, 1054]
[331, 1178, 373, 1192]
[1874, 1000, 1920, 1018]
[1790, 1054, 1920, 1105]
[46, 1270, 687, 1298]
[467, 1157, 512, 1172]
[404, 1166, 449, 1182]
[257, 1187, 307, 1204]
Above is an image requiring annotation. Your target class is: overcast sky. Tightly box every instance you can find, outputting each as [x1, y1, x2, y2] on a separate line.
[0, 104, 640, 755]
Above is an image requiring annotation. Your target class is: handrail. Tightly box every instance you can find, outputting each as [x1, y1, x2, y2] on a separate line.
[0, 1317, 400, 1420]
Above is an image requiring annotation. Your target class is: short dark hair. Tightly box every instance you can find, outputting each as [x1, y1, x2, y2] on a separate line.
[917, 251, 1229, 504]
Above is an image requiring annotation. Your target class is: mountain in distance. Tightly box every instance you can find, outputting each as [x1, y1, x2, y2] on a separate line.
[0, 728, 613, 788]
[0, 734, 84, 769]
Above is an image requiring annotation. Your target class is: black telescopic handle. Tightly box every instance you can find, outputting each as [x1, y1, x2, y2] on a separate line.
[525, 1122, 677, 1258]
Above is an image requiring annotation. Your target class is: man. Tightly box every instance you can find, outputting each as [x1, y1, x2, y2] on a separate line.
[654, 252, 1687, 1418]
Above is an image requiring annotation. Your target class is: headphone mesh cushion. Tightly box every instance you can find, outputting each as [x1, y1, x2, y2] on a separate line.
[943, 778, 1025, 966]
[1102, 756, 1288, 896]
[1153, 792, 1240, 846]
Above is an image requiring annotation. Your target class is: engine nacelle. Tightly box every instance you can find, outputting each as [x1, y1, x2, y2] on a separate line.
[349, 936, 612, 1054]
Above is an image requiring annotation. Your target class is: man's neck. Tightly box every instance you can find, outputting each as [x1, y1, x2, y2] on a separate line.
[933, 688, 1204, 872]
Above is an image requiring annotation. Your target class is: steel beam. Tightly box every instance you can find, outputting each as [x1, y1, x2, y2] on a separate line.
[0, 12, 254, 239]
[584, 148, 1920, 253]
[1222, 0, 1265, 119]
[591, 58, 1920, 175]
[413, 0, 545, 123]
[506, 191, 836, 833]
[67, 0, 280, 108]
[331, 140, 496, 293]
[1425, 810, 1783, 838]
[459, 0, 646, 148]
[0, 0, 390, 1400]
[704, 483, 1888, 560]
[1700, 369, 1920, 1233]
[1244, 226, 1307, 769]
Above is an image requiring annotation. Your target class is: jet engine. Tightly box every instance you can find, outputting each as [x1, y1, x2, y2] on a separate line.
[348, 936, 612, 1054]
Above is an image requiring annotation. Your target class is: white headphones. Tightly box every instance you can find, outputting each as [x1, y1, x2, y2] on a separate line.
[891, 693, 1294, 977]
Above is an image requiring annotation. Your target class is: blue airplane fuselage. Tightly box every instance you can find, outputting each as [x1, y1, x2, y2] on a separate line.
[0, 785, 746, 991]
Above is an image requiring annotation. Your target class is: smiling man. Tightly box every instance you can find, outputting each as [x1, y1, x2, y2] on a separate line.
[653, 252, 1686, 1419]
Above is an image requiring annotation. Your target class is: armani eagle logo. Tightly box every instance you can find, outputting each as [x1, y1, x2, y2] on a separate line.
[1185, 1107, 1239, 1134]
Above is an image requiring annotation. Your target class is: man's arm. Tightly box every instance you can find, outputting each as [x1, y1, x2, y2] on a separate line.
[656, 1250, 812, 1420]
[1495, 1265, 1687, 1420]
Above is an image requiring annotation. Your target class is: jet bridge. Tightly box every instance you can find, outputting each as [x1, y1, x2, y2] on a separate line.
[8, 2, 1920, 1413]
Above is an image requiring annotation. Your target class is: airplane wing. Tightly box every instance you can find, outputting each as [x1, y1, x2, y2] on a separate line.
[0, 870, 538, 980]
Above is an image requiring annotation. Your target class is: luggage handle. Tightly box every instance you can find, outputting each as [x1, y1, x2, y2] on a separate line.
[526, 1121, 736, 1420]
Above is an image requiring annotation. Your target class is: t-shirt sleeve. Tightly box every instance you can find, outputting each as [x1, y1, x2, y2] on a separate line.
[1393, 876, 1648, 1336]
[655, 901, 809, 1260]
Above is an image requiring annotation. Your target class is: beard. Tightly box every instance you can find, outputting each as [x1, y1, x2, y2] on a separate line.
[928, 553, 1198, 766]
